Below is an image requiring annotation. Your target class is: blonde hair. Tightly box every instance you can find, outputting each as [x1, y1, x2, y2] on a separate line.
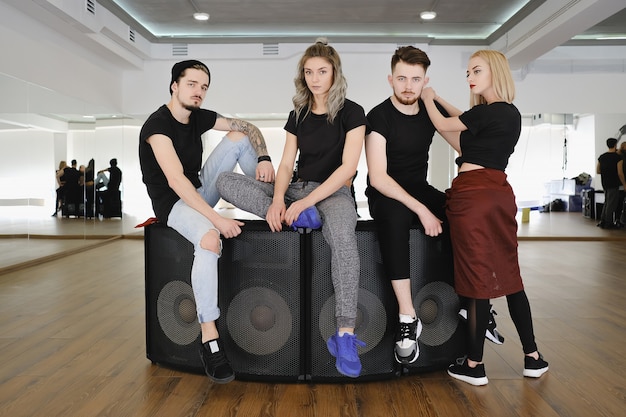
[292, 37, 347, 124]
[469, 50, 515, 107]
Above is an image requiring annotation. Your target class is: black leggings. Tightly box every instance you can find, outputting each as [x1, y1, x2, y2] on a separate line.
[466, 290, 538, 362]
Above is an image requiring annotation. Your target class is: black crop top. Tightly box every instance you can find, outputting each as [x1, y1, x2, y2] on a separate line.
[457, 102, 521, 171]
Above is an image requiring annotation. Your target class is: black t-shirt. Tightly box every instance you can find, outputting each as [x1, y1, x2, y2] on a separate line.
[61, 167, 81, 188]
[108, 166, 122, 191]
[284, 99, 369, 183]
[365, 98, 445, 198]
[457, 102, 521, 171]
[598, 152, 622, 189]
[139, 105, 217, 222]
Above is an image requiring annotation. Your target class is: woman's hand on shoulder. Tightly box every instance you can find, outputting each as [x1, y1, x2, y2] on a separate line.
[422, 87, 436, 101]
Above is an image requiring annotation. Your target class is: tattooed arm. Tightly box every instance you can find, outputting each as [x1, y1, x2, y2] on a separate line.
[214, 115, 269, 157]
[213, 115, 275, 182]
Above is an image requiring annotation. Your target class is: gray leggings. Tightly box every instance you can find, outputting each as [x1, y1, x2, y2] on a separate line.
[217, 171, 360, 329]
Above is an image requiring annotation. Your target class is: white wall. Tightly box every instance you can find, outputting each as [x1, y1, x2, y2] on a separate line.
[121, 44, 626, 118]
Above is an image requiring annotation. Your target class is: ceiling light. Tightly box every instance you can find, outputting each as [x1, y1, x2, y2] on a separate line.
[420, 11, 437, 20]
[193, 12, 210, 21]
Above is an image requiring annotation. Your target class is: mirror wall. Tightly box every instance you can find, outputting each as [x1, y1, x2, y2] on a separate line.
[0, 72, 152, 241]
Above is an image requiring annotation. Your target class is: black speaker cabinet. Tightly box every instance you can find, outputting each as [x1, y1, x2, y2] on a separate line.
[144, 223, 203, 374]
[144, 220, 463, 381]
[217, 221, 305, 382]
[308, 221, 399, 382]
[404, 228, 465, 373]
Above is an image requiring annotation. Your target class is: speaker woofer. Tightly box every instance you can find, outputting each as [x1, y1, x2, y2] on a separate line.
[318, 288, 387, 355]
[156, 280, 200, 346]
[226, 286, 293, 356]
[414, 281, 459, 347]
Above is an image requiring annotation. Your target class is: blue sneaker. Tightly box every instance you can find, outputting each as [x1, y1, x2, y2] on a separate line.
[291, 206, 322, 233]
[326, 331, 366, 378]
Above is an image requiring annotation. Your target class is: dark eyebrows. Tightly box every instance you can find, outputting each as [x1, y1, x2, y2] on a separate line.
[466, 65, 481, 76]
[187, 78, 209, 88]
[304, 66, 329, 71]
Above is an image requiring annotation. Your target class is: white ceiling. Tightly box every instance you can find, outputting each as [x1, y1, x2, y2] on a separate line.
[97, 0, 626, 44]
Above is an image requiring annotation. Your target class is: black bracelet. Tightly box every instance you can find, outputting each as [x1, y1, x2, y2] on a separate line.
[258, 155, 272, 163]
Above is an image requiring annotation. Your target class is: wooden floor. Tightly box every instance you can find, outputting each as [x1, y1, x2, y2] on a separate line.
[0, 213, 625, 416]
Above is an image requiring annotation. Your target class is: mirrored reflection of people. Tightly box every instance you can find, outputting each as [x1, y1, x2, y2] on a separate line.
[421, 50, 548, 386]
[78, 164, 86, 187]
[96, 158, 122, 191]
[617, 141, 626, 226]
[84, 158, 96, 217]
[139, 59, 275, 383]
[96, 158, 123, 217]
[52, 160, 67, 216]
[596, 138, 621, 229]
[217, 38, 368, 378]
[60, 159, 82, 215]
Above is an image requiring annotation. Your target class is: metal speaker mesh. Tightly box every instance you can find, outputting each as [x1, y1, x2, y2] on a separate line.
[156, 280, 201, 346]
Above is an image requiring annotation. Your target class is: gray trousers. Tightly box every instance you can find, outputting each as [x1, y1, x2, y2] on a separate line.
[217, 171, 360, 329]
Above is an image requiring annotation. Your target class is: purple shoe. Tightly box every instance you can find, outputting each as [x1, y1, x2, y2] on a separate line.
[326, 331, 366, 378]
[291, 206, 322, 233]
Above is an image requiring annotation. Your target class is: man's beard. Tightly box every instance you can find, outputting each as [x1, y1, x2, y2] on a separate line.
[183, 103, 201, 111]
[394, 92, 418, 106]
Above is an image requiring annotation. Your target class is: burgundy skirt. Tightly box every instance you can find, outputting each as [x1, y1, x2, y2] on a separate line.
[446, 169, 524, 299]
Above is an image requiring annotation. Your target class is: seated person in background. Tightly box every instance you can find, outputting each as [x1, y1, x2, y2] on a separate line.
[96, 158, 122, 191]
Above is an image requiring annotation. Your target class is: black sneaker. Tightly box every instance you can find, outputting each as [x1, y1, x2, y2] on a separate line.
[523, 352, 549, 378]
[199, 339, 235, 383]
[448, 356, 489, 386]
[458, 305, 505, 345]
[394, 316, 423, 364]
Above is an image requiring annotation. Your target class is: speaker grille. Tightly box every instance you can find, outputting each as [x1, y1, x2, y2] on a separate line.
[145, 224, 203, 373]
[318, 288, 388, 355]
[414, 281, 459, 346]
[226, 286, 293, 356]
[218, 224, 303, 380]
[310, 225, 397, 381]
[405, 228, 465, 371]
[156, 280, 200, 346]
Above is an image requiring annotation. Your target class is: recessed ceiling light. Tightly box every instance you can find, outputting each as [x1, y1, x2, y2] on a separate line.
[420, 11, 437, 20]
[193, 12, 210, 21]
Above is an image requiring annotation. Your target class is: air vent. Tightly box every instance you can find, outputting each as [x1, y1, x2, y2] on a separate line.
[263, 43, 279, 56]
[172, 44, 189, 56]
[129, 28, 135, 43]
[85, 0, 95, 15]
